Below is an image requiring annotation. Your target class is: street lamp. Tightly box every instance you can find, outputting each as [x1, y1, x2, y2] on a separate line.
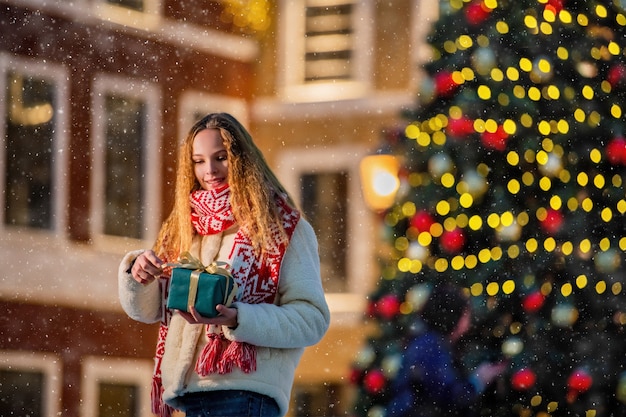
[359, 153, 400, 212]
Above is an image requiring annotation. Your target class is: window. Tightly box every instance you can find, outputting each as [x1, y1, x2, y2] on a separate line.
[4, 72, 55, 229]
[0, 369, 44, 416]
[98, 382, 139, 417]
[91, 75, 161, 245]
[0, 351, 62, 417]
[300, 172, 348, 293]
[0, 55, 69, 234]
[275, 144, 374, 307]
[304, 2, 354, 82]
[82, 357, 153, 417]
[279, 0, 373, 102]
[103, 95, 146, 239]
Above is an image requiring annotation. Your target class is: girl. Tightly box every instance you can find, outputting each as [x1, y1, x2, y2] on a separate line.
[118, 113, 330, 417]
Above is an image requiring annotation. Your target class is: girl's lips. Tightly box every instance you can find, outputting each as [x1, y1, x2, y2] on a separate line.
[204, 178, 226, 188]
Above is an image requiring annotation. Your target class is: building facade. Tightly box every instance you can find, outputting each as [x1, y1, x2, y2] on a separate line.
[0, 0, 437, 415]
[249, 1, 437, 414]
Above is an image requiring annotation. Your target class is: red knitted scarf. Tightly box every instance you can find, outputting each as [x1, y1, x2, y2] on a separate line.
[151, 184, 300, 416]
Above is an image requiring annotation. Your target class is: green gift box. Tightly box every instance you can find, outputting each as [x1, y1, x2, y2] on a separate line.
[166, 253, 237, 318]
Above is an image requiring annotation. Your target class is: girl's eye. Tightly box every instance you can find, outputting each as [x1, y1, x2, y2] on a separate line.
[193, 159, 204, 164]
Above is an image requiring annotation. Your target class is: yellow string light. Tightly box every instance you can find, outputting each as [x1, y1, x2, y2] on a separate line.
[435, 258, 448, 272]
[451, 256, 465, 270]
[479, 248, 492, 263]
[595, 4, 608, 18]
[529, 86, 542, 100]
[612, 282, 623, 296]
[525, 15, 538, 30]
[544, 8, 556, 22]
[562, 241, 573, 255]
[611, 103, 622, 118]
[487, 282, 500, 296]
[457, 35, 473, 49]
[540, 22, 553, 34]
[561, 283, 573, 296]
[559, 10, 573, 24]
[465, 255, 478, 269]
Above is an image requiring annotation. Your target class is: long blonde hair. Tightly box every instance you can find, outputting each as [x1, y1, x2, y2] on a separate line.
[153, 113, 296, 260]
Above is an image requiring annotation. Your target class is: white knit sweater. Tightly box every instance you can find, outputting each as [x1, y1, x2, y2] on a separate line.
[118, 219, 330, 416]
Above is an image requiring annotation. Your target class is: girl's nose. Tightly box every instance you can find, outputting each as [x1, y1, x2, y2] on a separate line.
[206, 161, 218, 175]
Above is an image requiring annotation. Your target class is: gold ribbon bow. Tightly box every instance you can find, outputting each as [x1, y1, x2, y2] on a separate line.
[166, 251, 232, 277]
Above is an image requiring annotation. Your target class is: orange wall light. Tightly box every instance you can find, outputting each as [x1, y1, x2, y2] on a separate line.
[359, 154, 400, 212]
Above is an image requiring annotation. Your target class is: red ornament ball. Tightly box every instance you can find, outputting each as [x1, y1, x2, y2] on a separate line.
[606, 137, 626, 165]
[480, 125, 509, 151]
[447, 116, 475, 138]
[465, 1, 490, 25]
[410, 210, 435, 233]
[568, 368, 593, 392]
[545, 0, 565, 14]
[363, 369, 387, 394]
[522, 291, 546, 313]
[540, 209, 564, 235]
[440, 227, 466, 253]
[607, 64, 626, 88]
[511, 368, 537, 391]
[566, 368, 593, 403]
[434, 71, 458, 97]
[376, 294, 401, 320]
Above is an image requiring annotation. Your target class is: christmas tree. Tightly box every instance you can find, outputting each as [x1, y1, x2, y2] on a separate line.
[351, 0, 626, 416]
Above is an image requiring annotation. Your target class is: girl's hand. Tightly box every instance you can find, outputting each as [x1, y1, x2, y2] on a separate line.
[131, 250, 164, 285]
[178, 305, 238, 328]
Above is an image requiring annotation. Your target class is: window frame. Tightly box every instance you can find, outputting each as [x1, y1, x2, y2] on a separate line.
[81, 356, 153, 417]
[90, 73, 162, 250]
[0, 350, 62, 417]
[0, 53, 70, 237]
[275, 144, 374, 322]
[92, 0, 163, 31]
[277, 0, 374, 103]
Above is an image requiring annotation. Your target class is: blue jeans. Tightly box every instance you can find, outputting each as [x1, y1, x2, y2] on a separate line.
[178, 390, 280, 417]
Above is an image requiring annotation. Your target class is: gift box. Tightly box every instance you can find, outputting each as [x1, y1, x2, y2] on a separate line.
[166, 253, 237, 318]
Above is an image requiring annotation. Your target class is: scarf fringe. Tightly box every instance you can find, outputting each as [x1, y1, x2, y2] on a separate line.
[220, 340, 257, 374]
[150, 375, 161, 415]
[151, 375, 174, 417]
[194, 332, 258, 376]
[195, 332, 224, 376]
[160, 403, 174, 417]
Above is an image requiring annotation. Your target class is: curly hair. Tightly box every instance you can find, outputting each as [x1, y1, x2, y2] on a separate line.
[153, 113, 296, 261]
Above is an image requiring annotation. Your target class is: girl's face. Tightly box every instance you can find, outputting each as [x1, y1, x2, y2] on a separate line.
[192, 128, 228, 190]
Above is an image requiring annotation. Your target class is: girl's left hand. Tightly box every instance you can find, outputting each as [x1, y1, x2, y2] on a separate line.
[177, 304, 238, 328]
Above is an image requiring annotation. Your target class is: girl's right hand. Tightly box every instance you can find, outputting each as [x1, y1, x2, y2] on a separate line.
[130, 250, 164, 285]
